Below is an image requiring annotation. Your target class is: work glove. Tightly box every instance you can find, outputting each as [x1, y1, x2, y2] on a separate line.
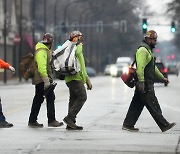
[163, 78, 169, 84]
[42, 76, 51, 90]
[9, 66, 15, 74]
[86, 77, 92, 90]
[136, 81, 145, 93]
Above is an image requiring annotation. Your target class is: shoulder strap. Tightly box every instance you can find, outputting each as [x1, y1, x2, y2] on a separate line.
[131, 59, 136, 67]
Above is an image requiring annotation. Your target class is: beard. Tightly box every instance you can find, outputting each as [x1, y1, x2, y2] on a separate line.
[149, 43, 156, 49]
[48, 44, 52, 49]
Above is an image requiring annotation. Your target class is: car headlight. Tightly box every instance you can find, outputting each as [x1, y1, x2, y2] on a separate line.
[122, 66, 129, 74]
[110, 66, 118, 76]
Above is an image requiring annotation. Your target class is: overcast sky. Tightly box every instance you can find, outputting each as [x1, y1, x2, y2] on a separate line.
[146, 0, 174, 42]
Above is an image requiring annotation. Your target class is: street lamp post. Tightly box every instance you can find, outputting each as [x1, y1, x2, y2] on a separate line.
[83, 10, 114, 73]
[82, 9, 104, 73]
[44, 0, 46, 33]
[79, 8, 102, 67]
[3, 0, 7, 83]
[54, 0, 84, 48]
[63, 1, 76, 24]
[63, 0, 84, 27]
[54, 0, 63, 48]
[19, 0, 22, 82]
[32, 0, 35, 46]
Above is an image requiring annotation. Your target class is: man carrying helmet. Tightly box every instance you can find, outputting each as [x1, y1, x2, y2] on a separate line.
[28, 33, 63, 128]
[0, 59, 15, 128]
[62, 30, 92, 130]
[122, 30, 176, 132]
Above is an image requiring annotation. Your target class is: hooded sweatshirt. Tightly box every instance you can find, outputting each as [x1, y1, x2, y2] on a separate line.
[32, 42, 53, 85]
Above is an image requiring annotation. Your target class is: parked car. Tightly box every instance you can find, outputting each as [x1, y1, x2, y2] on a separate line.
[167, 64, 179, 76]
[155, 62, 168, 86]
[86, 67, 96, 77]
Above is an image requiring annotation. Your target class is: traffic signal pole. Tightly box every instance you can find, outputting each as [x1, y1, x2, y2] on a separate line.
[141, 18, 177, 33]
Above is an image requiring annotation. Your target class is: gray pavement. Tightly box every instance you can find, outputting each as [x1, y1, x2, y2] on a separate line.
[0, 76, 179, 154]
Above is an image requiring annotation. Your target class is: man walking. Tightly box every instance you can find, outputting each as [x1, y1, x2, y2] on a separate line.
[56, 30, 92, 130]
[28, 33, 63, 128]
[0, 59, 15, 128]
[122, 30, 176, 132]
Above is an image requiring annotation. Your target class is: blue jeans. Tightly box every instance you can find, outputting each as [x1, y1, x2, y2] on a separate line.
[0, 97, 6, 122]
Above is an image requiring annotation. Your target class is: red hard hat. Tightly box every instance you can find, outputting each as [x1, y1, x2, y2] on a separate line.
[144, 30, 157, 39]
[41, 33, 53, 43]
[121, 68, 137, 88]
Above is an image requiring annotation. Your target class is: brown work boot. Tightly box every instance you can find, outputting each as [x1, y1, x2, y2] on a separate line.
[63, 116, 77, 129]
[28, 121, 43, 128]
[48, 120, 63, 127]
[0, 121, 13, 128]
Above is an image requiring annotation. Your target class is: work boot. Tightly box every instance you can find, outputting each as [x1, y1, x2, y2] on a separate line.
[66, 125, 83, 130]
[0, 121, 13, 128]
[48, 120, 64, 127]
[63, 116, 77, 129]
[28, 121, 43, 128]
[122, 125, 139, 132]
[162, 122, 176, 132]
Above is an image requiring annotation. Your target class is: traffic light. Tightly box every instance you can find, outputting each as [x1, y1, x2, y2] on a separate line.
[142, 18, 148, 34]
[170, 21, 176, 32]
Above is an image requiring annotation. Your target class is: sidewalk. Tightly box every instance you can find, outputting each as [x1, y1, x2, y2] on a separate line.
[0, 77, 35, 86]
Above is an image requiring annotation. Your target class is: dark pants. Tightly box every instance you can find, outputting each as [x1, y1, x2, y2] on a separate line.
[0, 97, 6, 122]
[66, 80, 87, 122]
[123, 89, 170, 131]
[28, 82, 56, 123]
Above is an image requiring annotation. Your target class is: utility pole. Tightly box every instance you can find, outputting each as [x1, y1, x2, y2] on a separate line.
[32, 0, 35, 45]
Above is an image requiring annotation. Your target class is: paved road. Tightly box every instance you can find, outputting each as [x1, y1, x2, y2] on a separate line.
[0, 76, 179, 154]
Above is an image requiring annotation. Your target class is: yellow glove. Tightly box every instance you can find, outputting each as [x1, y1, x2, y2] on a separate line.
[86, 77, 92, 90]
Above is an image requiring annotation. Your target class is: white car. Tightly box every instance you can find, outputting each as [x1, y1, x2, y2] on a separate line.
[116, 57, 133, 64]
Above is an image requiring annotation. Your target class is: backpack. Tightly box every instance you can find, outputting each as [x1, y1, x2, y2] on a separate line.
[51, 40, 80, 80]
[19, 53, 35, 80]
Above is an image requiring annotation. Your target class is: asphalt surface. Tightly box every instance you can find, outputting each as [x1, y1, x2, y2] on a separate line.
[0, 76, 179, 154]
